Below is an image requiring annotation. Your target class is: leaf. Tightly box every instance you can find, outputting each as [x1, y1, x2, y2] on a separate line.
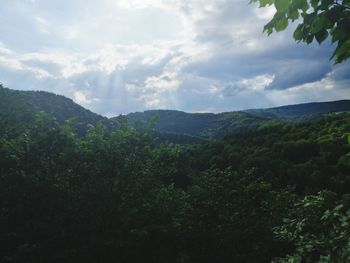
[306, 34, 314, 44]
[348, 134, 350, 145]
[304, 12, 316, 24]
[263, 21, 274, 35]
[310, 0, 319, 9]
[259, 0, 274, 7]
[275, 0, 291, 12]
[288, 9, 300, 21]
[333, 40, 350, 61]
[331, 27, 345, 43]
[275, 17, 289, 31]
[320, 0, 334, 10]
[325, 6, 343, 25]
[293, 0, 308, 10]
[266, 27, 273, 35]
[311, 14, 329, 33]
[293, 24, 304, 40]
[315, 29, 328, 43]
[301, 0, 310, 11]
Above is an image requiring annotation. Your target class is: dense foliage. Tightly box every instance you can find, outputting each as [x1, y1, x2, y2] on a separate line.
[116, 100, 350, 140]
[0, 87, 114, 137]
[251, 0, 350, 64]
[1, 87, 350, 262]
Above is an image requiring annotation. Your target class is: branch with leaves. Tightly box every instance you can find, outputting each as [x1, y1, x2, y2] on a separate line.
[251, 0, 350, 64]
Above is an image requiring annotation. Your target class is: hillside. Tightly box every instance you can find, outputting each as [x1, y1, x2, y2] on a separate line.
[246, 100, 350, 120]
[0, 86, 115, 136]
[116, 100, 350, 139]
[114, 110, 274, 139]
[1, 94, 350, 262]
[2, 85, 350, 143]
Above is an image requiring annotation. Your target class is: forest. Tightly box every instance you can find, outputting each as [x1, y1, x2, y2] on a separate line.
[1, 85, 350, 262]
[1, 0, 350, 261]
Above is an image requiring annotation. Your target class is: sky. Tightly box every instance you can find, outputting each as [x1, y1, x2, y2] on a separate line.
[0, 0, 349, 116]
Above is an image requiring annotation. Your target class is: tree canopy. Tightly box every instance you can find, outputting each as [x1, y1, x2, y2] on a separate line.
[251, 0, 350, 64]
[2, 88, 350, 262]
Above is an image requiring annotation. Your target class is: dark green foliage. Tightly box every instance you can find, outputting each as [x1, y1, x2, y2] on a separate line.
[273, 191, 350, 262]
[182, 169, 294, 262]
[123, 110, 218, 136]
[115, 100, 350, 141]
[0, 85, 115, 137]
[250, 0, 350, 64]
[1, 86, 350, 262]
[115, 110, 269, 140]
[183, 113, 350, 194]
[246, 100, 350, 120]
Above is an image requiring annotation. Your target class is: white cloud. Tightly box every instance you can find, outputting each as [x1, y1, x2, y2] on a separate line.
[0, 51, 53, 79]
[244, 74, 275, 91]
[0, 42, 13, 55]
[73, 90, 100, 106]
[0, 0, 348, 116]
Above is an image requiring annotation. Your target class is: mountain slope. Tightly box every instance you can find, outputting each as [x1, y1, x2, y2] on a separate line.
[246, 100, 350, 120]
[117, 100, 350, 139]
[0, 86, 114, 136]
[116, 110, 271, 139]
[3, 85, 350, 142]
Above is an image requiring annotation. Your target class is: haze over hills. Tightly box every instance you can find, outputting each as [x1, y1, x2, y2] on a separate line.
[2, 85, 350, 141]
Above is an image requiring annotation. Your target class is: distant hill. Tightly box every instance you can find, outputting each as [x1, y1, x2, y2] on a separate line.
[0, 86, 114, 136]
[114, 110, 272, 140]
[246, 100, 350, 120]
[116, 100, 350, 139]
[2, 85, 350, 142]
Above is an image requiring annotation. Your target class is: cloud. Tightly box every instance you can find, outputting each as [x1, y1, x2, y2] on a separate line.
[223, 74, 275, 96]
[0, 0, 349, 116]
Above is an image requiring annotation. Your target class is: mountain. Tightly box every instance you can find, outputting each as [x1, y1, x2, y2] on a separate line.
[246, 100, 350, 120]
[0, 86, 115, 136]
[2, 85, 350, 142]
[114, 110, 272, 140]
[117, 100, 350, 139]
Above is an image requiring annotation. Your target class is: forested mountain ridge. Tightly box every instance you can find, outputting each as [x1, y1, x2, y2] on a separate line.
[2, 85, 350, 140]
[120, 109, 272, 139]
[118, 100, 350, 139]
[246, 100, 350, 120]
[0, 86, 115, 136]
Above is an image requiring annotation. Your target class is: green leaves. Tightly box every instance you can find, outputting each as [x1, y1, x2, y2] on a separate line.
[276, 17, 289, 31]
[273, 191, 350, 262]
[288, 9, 300, 21]
[251, 0, 350, 64]
[275, 0, 291, 12]
[332, 40, 350, 64]
[259, 0, 275, 6]
[315, 29, 328, 43]
[310, 14, 329, 33]
[293, 24, 304, 40]
[310, 0, 319, 8]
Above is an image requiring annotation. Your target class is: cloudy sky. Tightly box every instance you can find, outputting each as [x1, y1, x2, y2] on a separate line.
[1, 0, 349, 116]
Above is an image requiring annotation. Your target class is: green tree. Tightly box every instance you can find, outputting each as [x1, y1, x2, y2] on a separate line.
[273, 191, 350, 262]
[251, 0, 350, 63]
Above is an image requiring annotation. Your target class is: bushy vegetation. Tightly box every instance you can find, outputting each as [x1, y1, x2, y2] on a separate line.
[1, 86, 350, 262]
[117, 100, 350, 140]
